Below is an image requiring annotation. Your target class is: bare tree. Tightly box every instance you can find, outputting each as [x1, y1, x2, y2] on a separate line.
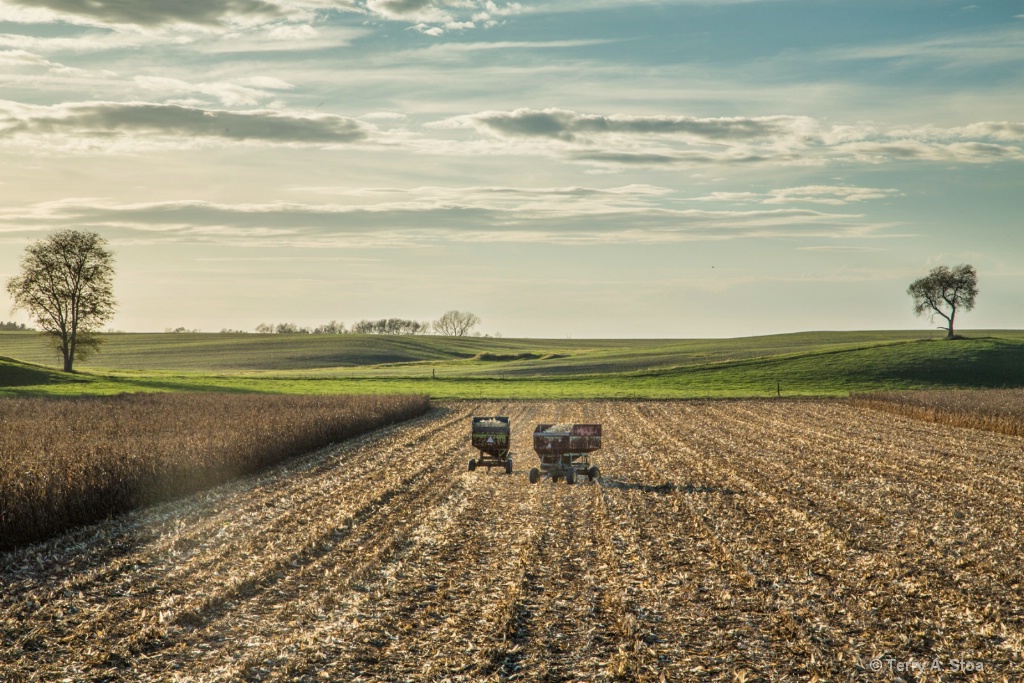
[907, 264, 978, 339]
[351, 318, 429, 335]
[432, 310, 481, 337]
[313, 320, 346, 334]
[273, 323, 310, 334]
[6, 230, 116, 372]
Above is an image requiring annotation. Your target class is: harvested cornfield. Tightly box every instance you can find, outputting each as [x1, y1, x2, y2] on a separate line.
[852, 388, 1024, 437]
[1, 400, 1021, 681]
[0, 393, 429, 549]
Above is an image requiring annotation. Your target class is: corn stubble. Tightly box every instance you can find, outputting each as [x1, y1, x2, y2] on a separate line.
[852, 388, 1024, 438]
[0, 393, 429, 550]
[1, 400, 1022, 681]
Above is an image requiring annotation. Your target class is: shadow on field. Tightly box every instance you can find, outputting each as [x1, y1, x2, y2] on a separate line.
[598, 478, 740, 496]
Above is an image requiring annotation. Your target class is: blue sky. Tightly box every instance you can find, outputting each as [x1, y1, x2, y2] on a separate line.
[0, 0, 1021, 337]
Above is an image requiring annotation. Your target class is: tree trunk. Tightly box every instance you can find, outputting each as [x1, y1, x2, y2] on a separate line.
[63, 331, 75, 372]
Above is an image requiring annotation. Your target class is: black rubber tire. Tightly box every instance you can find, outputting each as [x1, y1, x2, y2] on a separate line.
[505, 459, 513, 475]
[529, 467, 540, 484]
[468, 459, 477, 472]
[551, 474, 561, 484]
[588, 466, 600, 482]
[566, 469, 576, 485]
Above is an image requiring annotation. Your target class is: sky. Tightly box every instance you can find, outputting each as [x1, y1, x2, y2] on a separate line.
[0, 0, 1021, 338]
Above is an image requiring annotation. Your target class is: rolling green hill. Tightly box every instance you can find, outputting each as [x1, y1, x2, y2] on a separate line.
[2, 330, 1022, 398]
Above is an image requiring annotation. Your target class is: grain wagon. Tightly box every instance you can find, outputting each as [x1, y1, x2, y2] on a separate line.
[469, 416, 513, 474]
[529, 423, 601, 484]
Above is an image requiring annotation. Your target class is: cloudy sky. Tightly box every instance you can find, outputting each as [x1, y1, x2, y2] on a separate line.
[1, 0, 1021, 337]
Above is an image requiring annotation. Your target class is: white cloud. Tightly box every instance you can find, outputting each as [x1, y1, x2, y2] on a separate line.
[0, 29, 155, 52]
[430, 108, 1024, 169]
[290, 184, 677, 215]
[442, 108, 817, 142]
[0, 100, 371, 149]
[363, 0, 521, 34]
[0, 190, 891, 248]
[3, 96, 1020, 168]
[0, 48, 50, 65]
[414, 24, 445, 36]
[835, 138, 1024, 164]
[694, 186, 902, 206]
[957, 121, 1024, 142]
[130, 75, 294, 107]
[202, 23, 368, 53]
[400, 38, 614, 60]
[132, 76, 284, 107]
[365, 0, 439, 20]
[0, 0, 286, 28]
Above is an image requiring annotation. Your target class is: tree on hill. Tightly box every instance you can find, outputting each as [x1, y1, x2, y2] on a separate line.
[907, 264, 978, 339]
[6, 230, 116, 372]
[432, 310, 480, 337]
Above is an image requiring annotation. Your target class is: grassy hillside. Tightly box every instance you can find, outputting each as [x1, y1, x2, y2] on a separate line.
[1, 328, 997, 373]
[0, 356, 84, 389]
[2, 330, 1022, 398]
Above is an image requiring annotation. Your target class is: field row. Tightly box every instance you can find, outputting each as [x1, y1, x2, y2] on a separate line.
[1, 400, 1021, 681]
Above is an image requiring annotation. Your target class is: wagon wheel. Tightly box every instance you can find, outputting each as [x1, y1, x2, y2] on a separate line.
[588, 466, 600, 482]
[551, 474, 562, 484]
[468, 459, 477, 472]
[565, 469, 576, 485]
[529, 467, 540, 484]
[505, 458, 513, 475]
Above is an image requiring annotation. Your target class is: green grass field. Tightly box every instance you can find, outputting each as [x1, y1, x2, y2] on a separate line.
[2, 330, 1023, 398]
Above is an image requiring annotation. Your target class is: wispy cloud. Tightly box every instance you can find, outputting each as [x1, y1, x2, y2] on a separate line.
[694, 186, 902, 206]
[0, 23, 367, 57]
[431, 107, 1024, 168]
[0, 28, 155, 53]
[132, 76, 294, 107]
[291, 184, 677, 214]
[796, 245, 885, 252]
[956, 121, 1024, 142]
[0, 47, 70, 69]
[3, 98, 1021, 166]
[817, 23, 1024, 69]
[0, 101, 370, 147]
[390, 38, 616, 62]
[835, 139, 1024, 163]
[0, 191, 892, 248]
[441, 108, 815, 142]
[0, 0, 288, 27]
[364, 0, 522, 33]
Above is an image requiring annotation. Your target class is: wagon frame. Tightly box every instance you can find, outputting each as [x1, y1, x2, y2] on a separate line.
[469, 416, 513, 474]
[529, 423, 601, 485]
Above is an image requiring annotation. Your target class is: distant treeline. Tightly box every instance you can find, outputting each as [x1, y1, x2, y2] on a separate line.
[251, 318, 430, 335]
[168, 310, 490, 337]
[0, 321, 33, 332]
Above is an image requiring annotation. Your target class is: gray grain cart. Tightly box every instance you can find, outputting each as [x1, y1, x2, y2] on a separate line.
[469, 416, 513, 474]
[529, 423, 601, 484]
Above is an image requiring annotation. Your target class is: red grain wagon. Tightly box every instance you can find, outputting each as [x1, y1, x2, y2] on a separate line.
[529, 423, 601, 485]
